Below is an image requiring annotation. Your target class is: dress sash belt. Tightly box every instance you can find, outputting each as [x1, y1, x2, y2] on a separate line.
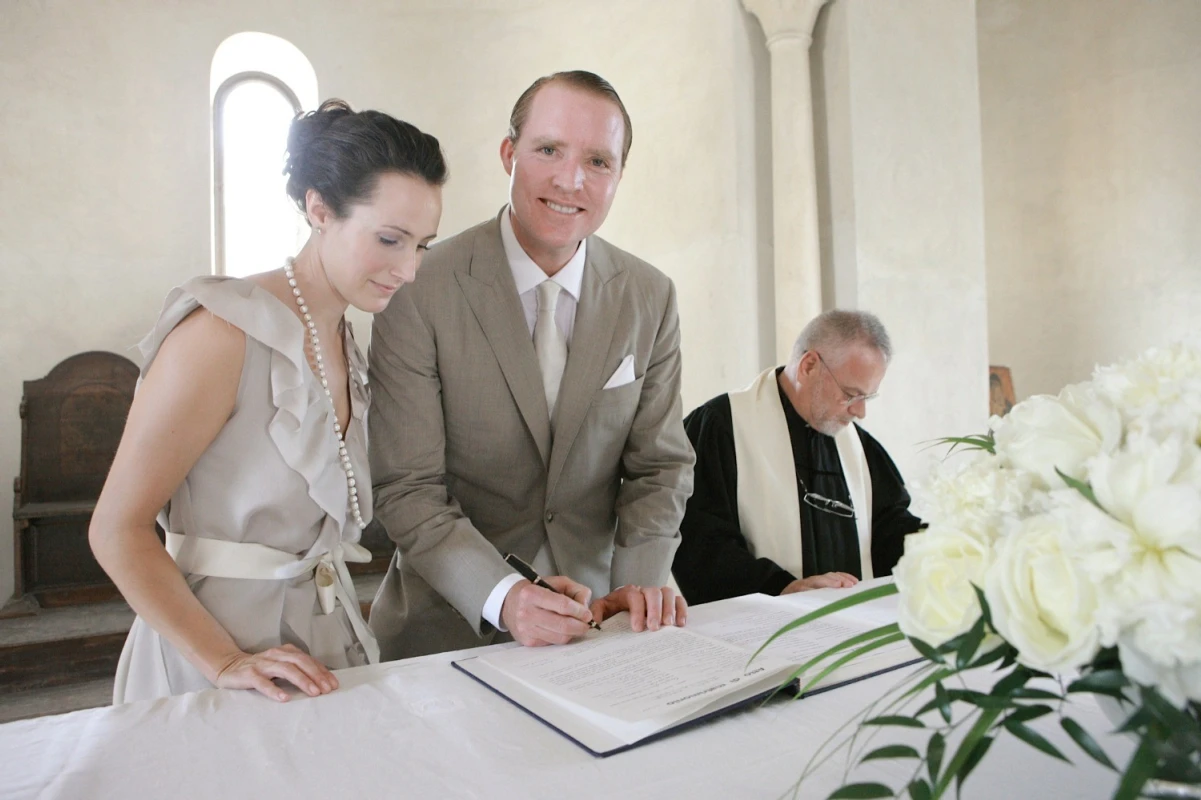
[165, 532, 380, 664]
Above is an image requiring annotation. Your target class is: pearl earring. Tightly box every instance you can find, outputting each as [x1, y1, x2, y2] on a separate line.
[316, 227, 323, 234]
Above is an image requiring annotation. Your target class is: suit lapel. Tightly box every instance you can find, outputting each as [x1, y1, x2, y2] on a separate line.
[547, 239, 626, 491]
[455, 216, 552, 466]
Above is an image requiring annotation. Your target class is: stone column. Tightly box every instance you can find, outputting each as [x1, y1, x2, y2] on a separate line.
[809, 0, 991, 485]
[742, 0, 830, 362]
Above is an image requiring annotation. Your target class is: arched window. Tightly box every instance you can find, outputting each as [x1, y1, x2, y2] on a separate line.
[211, 33, 317, 277]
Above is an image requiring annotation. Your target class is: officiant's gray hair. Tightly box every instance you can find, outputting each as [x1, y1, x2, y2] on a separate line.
[789, 310, 892, 369]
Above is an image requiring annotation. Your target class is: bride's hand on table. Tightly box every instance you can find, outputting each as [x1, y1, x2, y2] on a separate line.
[213, 644, 338, 702]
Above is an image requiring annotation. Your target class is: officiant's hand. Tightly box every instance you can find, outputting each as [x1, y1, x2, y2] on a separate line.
[501, 576, 596, 647]
[781, 572, 859, 594]
[212, 644, 339, 702]
[591, 585, 688, 632]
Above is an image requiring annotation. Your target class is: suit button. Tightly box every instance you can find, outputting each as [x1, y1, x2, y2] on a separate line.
[545, 511, 555, 523]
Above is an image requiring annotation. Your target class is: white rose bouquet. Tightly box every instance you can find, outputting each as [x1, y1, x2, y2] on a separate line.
[766, 341, 1201, 799]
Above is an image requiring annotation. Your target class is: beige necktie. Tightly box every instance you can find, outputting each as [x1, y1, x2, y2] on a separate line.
[534, 280, 568, 418]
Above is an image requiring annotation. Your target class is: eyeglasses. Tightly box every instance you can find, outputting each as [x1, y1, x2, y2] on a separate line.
[814, 352, 879, 406]
[798, 474, 857, 519]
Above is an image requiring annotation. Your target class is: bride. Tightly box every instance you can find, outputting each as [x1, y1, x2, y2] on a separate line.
[90, 99, 446, 703]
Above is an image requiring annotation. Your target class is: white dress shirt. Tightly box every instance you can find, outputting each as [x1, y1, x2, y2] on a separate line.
[480, 208, 587, 631]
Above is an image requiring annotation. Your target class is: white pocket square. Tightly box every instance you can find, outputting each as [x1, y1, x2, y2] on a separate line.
[602, 354, 636, 389]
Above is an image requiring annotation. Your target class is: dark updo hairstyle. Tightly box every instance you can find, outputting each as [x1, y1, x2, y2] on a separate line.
[284, 99, 448, 223]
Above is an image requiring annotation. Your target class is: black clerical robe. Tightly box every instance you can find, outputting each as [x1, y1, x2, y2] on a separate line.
[672, 372, 924, 605]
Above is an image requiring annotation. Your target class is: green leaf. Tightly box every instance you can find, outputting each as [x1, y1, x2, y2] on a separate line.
[1089, 645, 1122, 671]
[763, 622, 901, 699]
[1008, 688, 1062, 701]
[901, 667, 958, 702]
[934, 708, 1003, 796]
[927, 732, 946, 785]
[828, 783, 894, 799]
[1116, 707, 1151, 734]
[1158, 753, 1201, 786]
[1061, 717, 1117, 771]
[946, 689, 1014, 710]
[908, 636, 946, 665]
[1067, 670, 1128, 695]
[1055, 467, 1103, 510]
[1137, 688, 1201, 764]
[971, 583, 994, 629]
[1140, 683, 1198, 732]
[914, 696, 944, 719]
[934, 681, 953, 724]
[915, 678, 956, 720]
[926, 434, 996, 455]
[1005, 704, 1053, 725]
[1004, 720, 1070, 763]
[797, 632, 907, 696]
[861, 745, 921, 762]
[989, 666, 1031, 697]
[1112, 736, 1158, 800]
[864, 715, 926, 729]
[909, 779, 932, 800]
[750, 582, 899, 663]
[955, 616, 987, 669]
[955, 735, 994, 797]
[966, 642, 1010, 670]
[936, 629, 969, 655]
[1157, 705, 1201, 759]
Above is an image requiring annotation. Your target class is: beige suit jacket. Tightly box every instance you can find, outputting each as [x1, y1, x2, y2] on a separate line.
[367, 211, 695, 660]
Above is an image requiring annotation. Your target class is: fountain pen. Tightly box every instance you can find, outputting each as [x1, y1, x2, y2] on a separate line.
[503, 553, 604, 631]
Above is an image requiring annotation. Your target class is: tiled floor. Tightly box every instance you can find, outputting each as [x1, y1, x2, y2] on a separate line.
[0, 572, 386, 724]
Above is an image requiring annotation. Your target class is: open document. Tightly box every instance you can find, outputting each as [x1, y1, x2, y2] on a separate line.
[452, 578, 918, 756]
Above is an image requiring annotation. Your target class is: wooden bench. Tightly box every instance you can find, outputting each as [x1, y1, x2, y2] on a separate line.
[10, 352, 139, 610]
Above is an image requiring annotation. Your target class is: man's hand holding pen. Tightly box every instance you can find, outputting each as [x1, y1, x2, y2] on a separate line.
[500, 575, 598, 647]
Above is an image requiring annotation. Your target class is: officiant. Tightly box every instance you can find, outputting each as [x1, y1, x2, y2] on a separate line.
[672, 310, 925, 605]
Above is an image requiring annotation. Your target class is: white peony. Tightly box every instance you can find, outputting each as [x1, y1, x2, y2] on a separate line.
[1056, 493, 1134, 637]
[984, 513, 1102, 672]
[1081, 436, 1201, 613]
[916, 452, 1034, 543]
[901, 340, 1201, 704]
[894, 525, 992, 647]
[1093, 342, 1201, 415]
[1117, 599, 1201, 706]
[992, 383, 1122, 489]
[1094, 342, 1201, 446]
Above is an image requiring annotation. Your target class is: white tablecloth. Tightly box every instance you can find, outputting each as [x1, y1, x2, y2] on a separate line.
[1, 605, 1132, 800]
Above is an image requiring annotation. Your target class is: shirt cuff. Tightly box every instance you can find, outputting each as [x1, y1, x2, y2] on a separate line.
[482, 573, 525, 632]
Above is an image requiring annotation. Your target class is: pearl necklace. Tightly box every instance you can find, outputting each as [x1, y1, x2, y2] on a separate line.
[284, 258, 365, 531]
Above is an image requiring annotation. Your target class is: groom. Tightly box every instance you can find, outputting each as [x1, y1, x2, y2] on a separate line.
[367, 70, 695, 660]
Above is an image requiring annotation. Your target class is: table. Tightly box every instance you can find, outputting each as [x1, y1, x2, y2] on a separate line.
[0, 604, 1132, 799]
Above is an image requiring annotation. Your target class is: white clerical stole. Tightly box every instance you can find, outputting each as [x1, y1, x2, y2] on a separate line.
[727, 367, 874, 579]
